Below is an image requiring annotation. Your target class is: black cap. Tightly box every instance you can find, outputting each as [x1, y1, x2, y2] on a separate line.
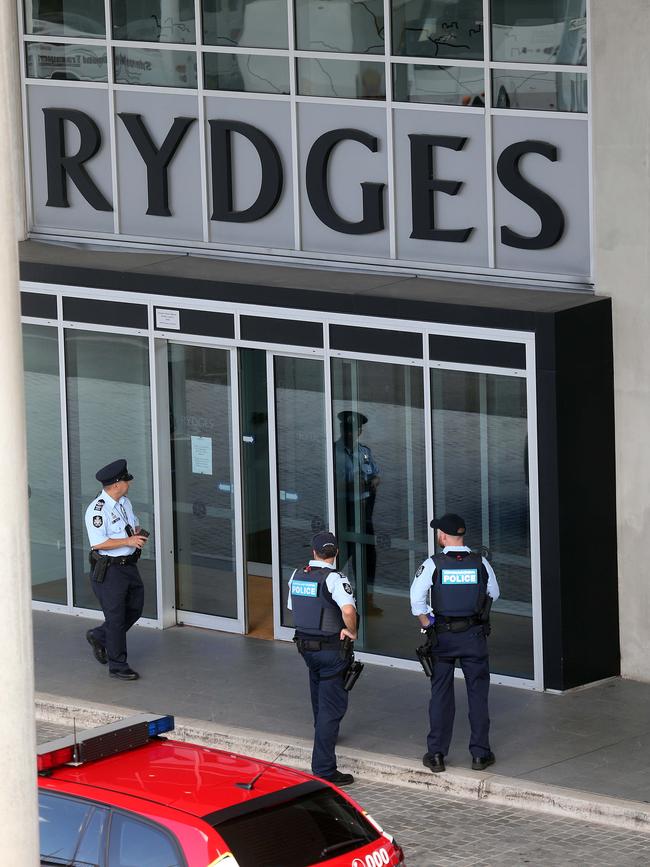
[96, 459, 133, 486]
[311, 531, 338, 553]
[430, 513, 466, 536]
[338, 410, 368, 427]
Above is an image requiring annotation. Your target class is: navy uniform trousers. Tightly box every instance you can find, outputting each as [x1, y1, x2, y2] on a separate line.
[301, 648, 349, 778]
[428, 626, 491, 759]
[89, 562, 144, 672]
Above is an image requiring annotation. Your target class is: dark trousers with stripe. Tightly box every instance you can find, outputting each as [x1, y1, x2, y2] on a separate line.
[427, 627, 491, 759]
[90, 563, 144, 672]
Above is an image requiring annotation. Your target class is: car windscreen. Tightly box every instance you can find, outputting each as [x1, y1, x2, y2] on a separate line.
[207, 784, 380, 867]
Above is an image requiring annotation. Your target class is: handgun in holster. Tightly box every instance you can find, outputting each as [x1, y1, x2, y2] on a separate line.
[340, 636, 364, 692]
[88, 549, 109, 584]
[416, 626, 438, 678]
[479, 596, 493, 636]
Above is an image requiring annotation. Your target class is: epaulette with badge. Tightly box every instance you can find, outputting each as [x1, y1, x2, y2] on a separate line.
[94, 499, 105, 512]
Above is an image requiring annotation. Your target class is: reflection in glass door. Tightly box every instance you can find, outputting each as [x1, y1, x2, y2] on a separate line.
[331, 358, 429, 656]
[431, 369, 533, 679]
[168, 344, 242, 626]
[273, 355, 328, 632]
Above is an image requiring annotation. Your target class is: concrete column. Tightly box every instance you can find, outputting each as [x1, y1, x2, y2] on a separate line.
[591, 2, 650, 680]
[0, 0, 39, 860]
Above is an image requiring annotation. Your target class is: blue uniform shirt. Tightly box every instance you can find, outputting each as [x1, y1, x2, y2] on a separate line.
[334, 439, 380, 500]
[85, 490, 138, 557]
[410, 545, 500, 616]
[287, 561, 357, 611]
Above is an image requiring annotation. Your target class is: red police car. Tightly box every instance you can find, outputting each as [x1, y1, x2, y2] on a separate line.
[37, 713, 405, 866]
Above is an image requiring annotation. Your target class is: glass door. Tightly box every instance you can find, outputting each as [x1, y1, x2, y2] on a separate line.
[168, 343, 245, 631]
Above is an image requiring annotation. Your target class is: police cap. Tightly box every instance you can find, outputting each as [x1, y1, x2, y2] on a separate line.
[337, 410, 368, 427]
[95, 459, 133, 486]
[430, 513, 466, 536]
[312, 531, 338, 554]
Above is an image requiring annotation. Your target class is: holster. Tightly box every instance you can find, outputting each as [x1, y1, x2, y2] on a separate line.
[343, 659, 364, 692]
[416, 626, 437, 677]
[88, 550, 110, 584]
[480, 596, 493, 636]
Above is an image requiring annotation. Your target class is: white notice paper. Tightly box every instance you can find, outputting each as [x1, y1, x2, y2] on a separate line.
[191, 436, 213, 475]
[155, 308, 181, 330]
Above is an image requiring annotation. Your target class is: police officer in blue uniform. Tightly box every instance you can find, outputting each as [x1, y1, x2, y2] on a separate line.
[288, 531, 358, 786]
[84, 459, 149, 681]
[410, 513, 500, 773]
[334, 410, 382, 614]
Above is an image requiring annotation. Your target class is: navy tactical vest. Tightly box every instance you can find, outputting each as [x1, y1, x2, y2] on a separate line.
[291, 566, 345, 637]
[430, 551, 488, 618]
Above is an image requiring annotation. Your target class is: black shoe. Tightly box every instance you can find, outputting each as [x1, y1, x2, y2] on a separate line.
[423, 752, 446, 773]
[109, 667, 139, 681]
[322, 770, 354, 786]
[471, 752, 495, 771]
[86, 630, 107, 665]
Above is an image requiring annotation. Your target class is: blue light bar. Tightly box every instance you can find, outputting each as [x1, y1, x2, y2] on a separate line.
[148, 715, 175, 737]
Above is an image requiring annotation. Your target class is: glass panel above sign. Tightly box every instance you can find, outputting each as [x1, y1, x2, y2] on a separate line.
[203, 0, 288, 49]
[393, 64, 485, 106]
[204, 52, 290, 94]
[392, 0, 484, 60]
[295, 0, 384, 54]
[298, 58, 385, 99]
[492, 69, 587, 112]
[112, 0, 196, 44]
[491, 0, 587, 65]
[113, 47, 198, 87]
[25, 0, 106, 37]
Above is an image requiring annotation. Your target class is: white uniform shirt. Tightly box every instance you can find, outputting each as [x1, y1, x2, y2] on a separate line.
[85, 490, 138, 557]
[410, 545, 500, 617]
[287, 561, 357, 611]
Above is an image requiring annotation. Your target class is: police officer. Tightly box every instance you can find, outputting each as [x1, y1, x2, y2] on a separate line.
[288, 531, 357, 786]
[84, 459, 149, 681]
[410, 513, 500, 773]
[334, 410, 381, 614]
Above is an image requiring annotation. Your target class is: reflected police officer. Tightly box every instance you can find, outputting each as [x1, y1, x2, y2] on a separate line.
[334, 410, 381, 614]
[288, 531, 357, 786]
[410, 513, 499, 773]
[85, 459, 149, 681]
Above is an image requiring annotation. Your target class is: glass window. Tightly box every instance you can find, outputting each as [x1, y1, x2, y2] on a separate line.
[74, 805, 108, 866]
[108, 813, 182, 867]
[169, 344, 238, 620]
[25, 0, 105, 37]
[392, 0, 483, 60]
[491, 0, 587, 65]
[332, 359, 428, 656]
[431, 369, 532, 679]
[297, 58, 385, 100]
[65, 330, 156, 617]
[204, 52, 290, 94]
[26, 42, 108, 82]
[295, 0, 384, 54]
[274, 357, 327, 630]
[39, 792, 93, 864]
[492, 69, 587, 112]
[202, 0, 288, 49]
[113, 47, 198, 87]
[212, 786, 379, 866]
[23, 324, 67, 605]
[111, 0, 196, 44]
[393, 63, 485, 106]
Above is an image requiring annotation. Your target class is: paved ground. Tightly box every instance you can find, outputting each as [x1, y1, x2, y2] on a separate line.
[33, 611, 650, 803]
[37, 721, 650, 866]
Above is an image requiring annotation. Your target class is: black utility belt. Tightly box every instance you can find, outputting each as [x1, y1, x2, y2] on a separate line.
[435, 615, 483, 634]
[294, 633, 341, 652]
[109, 553, 140, 566]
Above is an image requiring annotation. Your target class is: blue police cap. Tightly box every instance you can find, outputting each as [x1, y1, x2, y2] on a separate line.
[95, 459, 133, 486]
[312, 531, 338, 553]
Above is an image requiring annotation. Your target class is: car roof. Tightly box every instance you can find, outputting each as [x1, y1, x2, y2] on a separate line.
[45, 738, 315, 818]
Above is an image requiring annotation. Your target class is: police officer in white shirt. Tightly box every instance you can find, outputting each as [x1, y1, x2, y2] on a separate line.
[410, 513, 500, 774]
[288, 531, 357, 786]
[85, 459, 149, 680]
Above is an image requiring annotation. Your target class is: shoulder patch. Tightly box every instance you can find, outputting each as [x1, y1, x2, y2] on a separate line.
[92, 515, 103, 528]
[415, 563, 425, 577]
[94, 499, 104, 512]
[342, 582, 353, 595]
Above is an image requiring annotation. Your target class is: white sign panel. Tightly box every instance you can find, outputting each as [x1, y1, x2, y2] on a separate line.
[191, 436, 212, 475]
[155, 308, 180, 330]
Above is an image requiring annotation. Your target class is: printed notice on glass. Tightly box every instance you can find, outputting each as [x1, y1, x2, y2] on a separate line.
[155, 308, 180, 330]
[191, 436, 212, 475]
